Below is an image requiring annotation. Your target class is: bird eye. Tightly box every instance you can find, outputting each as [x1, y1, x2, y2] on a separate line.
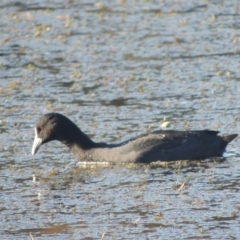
[38, 126, 44, 132]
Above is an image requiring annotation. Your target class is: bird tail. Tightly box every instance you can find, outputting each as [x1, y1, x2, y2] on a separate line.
[222, 134, 238, 143]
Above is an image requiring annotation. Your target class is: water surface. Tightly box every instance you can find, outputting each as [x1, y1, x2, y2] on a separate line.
[0, 0, 240, 239]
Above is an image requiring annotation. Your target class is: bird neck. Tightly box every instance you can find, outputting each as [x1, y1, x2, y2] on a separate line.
[55, 117, 97, 150]
[61, 129, 108, 161]
[61, 127, 97, 150]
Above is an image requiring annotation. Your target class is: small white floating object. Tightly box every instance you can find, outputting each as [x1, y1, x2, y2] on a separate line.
[37, 192, 41, 201]
[76, 161, 111, 168]
[161, 118, 172, 129]
[32, 174, 36, 183]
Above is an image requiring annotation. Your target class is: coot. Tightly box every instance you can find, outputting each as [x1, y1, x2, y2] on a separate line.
[32, 113, 237, 163]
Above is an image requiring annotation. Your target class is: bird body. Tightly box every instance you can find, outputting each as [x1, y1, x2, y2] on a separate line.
[32, 113, 237, 163]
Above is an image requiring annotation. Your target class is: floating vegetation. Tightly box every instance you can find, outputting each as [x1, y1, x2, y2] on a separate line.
[118, 0, 126, 6]
[10, 81, 20, 90]
[72, 71, 82, 78]
[46, 102, 54, 110]
[180, 19, 187, 26]
[138, 83, 143, 92]
[101, 132, 107, 138]
[211, 14, 216, 22]
[95, 2, 110, 11]
[25, 63, 35, 70]
[34, 24, 51, 37]
[8, 165, 18, 171]
[149, 157, 226, 169]
[48, 169, 59, 176]
[161, 117, 173, 129]
[65, 16, 71, 28]
[129, 74, 135, 81]
[126, 162, 140, 170]
[154, 212, 163, 220]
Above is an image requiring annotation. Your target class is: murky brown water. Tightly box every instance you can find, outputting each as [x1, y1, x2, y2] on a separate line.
[1, 0, 240, 239]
